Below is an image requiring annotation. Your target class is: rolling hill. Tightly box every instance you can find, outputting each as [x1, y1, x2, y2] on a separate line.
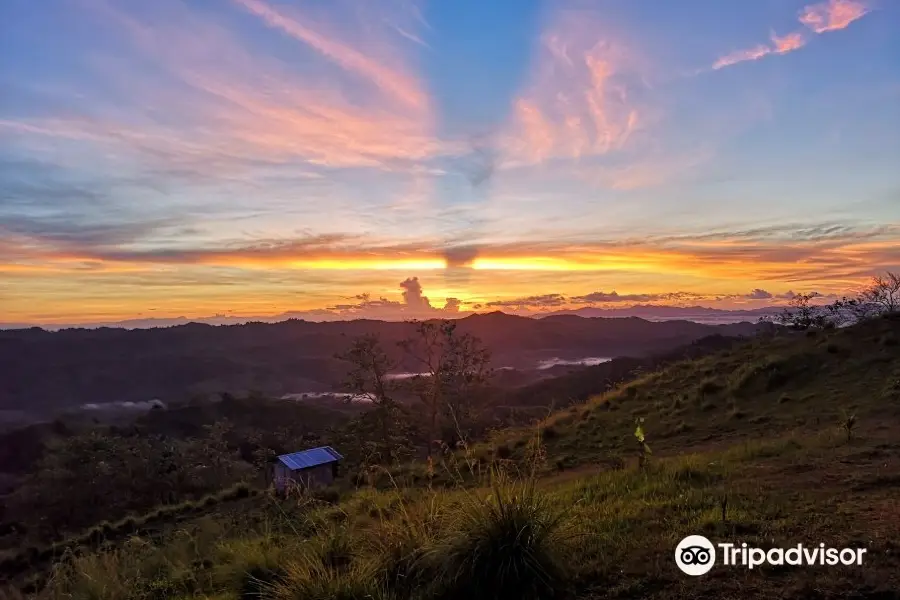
[3, 314, 898, 599]
[0, 313, 769, 418]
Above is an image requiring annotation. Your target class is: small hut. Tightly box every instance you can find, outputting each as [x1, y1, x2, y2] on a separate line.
[273, 446, 343, 491]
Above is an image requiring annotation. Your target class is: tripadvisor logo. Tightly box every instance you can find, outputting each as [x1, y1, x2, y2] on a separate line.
[675, 535, 867, 576]
[675, 535, 716, 576]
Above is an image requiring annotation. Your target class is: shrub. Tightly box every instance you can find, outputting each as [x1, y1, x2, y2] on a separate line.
[429, 474, 572, 600]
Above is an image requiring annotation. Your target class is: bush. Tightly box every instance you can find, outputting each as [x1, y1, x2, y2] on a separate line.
[429, 474, 572, 600]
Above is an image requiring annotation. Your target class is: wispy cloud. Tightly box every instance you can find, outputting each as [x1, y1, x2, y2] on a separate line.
[231, 0, 427, 110]
[499, 9, 644, 166]
[713, 45, 772, 70]
[799, 0, 870, 33]
[1, 0, 446, 179]
[5, 219, 897, 288]
[711, 0, 869, 70]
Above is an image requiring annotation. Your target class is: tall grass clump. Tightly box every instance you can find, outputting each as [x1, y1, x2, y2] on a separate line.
[215, 533, 292, 599]
[429, 471, 573, 600]
[364, 493, 446, 598]
[265, 523, 379, 600]
[269, 555, 384, 600]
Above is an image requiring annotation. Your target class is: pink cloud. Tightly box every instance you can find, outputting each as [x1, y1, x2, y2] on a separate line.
[713, 44, 772, 70]
[711, 0, 868, 71]
[231, 0, 427, 110]
[2, 0, 446, 175]
[500, 11, 644, 166]
[799, 0, 870, 33]
[771, 31, 807, 54]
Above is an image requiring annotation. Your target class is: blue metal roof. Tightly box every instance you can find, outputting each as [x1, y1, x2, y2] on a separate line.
[277, 446, 343, 471]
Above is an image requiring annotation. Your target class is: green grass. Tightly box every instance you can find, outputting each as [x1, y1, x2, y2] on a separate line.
[8, 315, 900, 599]
[487, 314, 900, 472]
[20, 425, 899, 599]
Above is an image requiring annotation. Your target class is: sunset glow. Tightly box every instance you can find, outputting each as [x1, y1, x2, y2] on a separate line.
[1, 0, 898, 326]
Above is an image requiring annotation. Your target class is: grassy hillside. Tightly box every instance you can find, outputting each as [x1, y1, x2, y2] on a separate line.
[486, 314, 900, 471]
[4, 315, 899, 599]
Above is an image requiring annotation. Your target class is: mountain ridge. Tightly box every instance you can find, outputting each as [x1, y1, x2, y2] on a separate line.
[0, 314, 772, 418]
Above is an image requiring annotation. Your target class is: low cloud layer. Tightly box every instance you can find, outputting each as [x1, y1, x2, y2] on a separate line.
[326, 277, 462, 320]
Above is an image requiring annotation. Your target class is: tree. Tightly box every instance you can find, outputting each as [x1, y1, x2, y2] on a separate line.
[860, 272, 900, 315]
[769, 272, 899, 332]
[336, 334, 408, 465]
[398, 320, 492, 454]
[774, 293, 827, 330]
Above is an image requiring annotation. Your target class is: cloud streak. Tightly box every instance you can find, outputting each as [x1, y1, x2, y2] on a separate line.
[713, 45, 773, 70]
[231, 0, 427, 110]
[4, 221, 897, 290]
[1, 0, 446, 179]
[712, 0, 869, 70]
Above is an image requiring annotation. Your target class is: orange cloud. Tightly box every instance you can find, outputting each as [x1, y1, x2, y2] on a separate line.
[5, 223, 897, 283]
[799, 0, 869, 33]
[5, 222, 898, 325]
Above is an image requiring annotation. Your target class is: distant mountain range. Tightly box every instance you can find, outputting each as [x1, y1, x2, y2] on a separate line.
[0, 304, 784, 330]
[538, 305, 782, 324]
[0, 311, 774, 419]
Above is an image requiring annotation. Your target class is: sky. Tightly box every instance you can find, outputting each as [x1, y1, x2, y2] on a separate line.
[1, 0, 899, 325]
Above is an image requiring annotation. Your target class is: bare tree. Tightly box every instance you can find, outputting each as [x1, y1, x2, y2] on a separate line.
[860, 272, 900, 315]
[775, 293, 828, 330]
[772, 272, 900, 331]
[398, 320, 492, 455]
